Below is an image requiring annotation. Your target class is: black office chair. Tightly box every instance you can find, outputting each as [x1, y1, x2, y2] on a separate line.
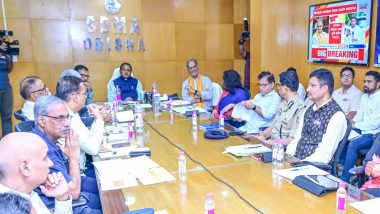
[14, 109, 28, 122]
[15, 121, 35, 132]
[310, 119, 352, 177]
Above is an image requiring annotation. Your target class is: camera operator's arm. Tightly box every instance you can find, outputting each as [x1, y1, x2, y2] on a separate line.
[239, 38, 248, 59]
[5, 54, 13, 73]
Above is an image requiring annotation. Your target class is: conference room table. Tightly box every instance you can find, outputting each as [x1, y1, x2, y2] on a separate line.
[96, 110, 374, 214]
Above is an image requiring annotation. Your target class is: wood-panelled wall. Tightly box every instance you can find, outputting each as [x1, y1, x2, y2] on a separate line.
[250, 0, 379, 95]
[0, 0, 250, 132]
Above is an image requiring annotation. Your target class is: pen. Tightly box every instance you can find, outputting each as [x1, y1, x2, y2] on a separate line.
[245, 145, 261, 149]
[291, 166, 308, 171]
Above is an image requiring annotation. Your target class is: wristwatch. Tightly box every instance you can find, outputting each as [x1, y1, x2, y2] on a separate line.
[252, 104, 256, 111]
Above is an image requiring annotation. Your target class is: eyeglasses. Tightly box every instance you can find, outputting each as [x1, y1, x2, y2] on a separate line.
[276, 83, 284, 87]
[80, 73, 91, 79]
[257, 82, 271, 87]
[341, 74, 353, 79]
[42, 114, 72, 122]
[31, 85, 47, 94]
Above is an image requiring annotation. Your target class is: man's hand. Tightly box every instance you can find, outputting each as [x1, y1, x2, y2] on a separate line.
[57, 129, 80, 160]
[40, 172, 70, 201]
[88, 104, 103, 120]
[243, 101, 254, 110]
[220, 104, 235, 114]
[0, 43, 7, 52]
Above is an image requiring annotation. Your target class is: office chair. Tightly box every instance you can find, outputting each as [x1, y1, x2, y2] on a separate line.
[310, 119, 352, 177]
[15, 121, 35, 132]
[14, 109, 28, 122]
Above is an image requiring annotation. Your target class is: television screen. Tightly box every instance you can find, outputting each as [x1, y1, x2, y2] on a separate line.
[374, 0, 380, 66]
[307, 0, 373, 66]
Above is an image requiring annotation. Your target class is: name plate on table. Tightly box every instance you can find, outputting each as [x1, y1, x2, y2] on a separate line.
[116, 110, 134, 122]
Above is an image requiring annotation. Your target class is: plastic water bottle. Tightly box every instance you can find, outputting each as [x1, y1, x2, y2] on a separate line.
[111, 102, 117, 127]
[272, 142, 278, 166]
[178, 151, 187, 182]
[168, 98, 173, 112]
[276, 140, 284, 167]
[336, 182, 347, 214]
[128, 123, 135, 141]
[152, 82, 158, 95]
[115, 85, 121, 106]
[204, 193, 215, 214]
[218, 113, 224, 129]
[192, 111, 197, 128]
[135, 102, 144, 133]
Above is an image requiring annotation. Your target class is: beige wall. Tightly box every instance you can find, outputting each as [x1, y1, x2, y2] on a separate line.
[0, 0, 250, 132]
[250, 0, 379, 95]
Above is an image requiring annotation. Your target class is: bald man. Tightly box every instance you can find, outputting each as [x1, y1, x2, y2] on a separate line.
[0, 132, 72, 214]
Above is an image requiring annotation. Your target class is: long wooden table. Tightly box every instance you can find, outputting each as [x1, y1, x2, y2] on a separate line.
[97, 111, 373, 213]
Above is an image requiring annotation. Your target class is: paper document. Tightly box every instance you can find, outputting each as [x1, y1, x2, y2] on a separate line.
[276, 165, 329, 180]
[224, 144, 271, 157]
[173, 106, 207, 115]
[348, 129, 361, 141]
[116, 110, 134, 122]
[161, 100, 191, 107]
[137, 167, 176, 185]
[107, 133, 129, 142]
[349, 198, 380, 214]
[231, 103, 253, 121]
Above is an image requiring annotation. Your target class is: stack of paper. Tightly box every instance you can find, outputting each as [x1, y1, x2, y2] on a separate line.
[173, 106, 208, 115]
[350, 198, 380, 214]
[276, 165, 329, 180]
[161, 100, 191, 107]
[224, 144, 271, 157]
[231, 103, 253, 121]
[116, 110, 135, 122]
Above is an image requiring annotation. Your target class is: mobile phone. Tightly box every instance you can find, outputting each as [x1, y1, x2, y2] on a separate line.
[290, 161, 311, 167]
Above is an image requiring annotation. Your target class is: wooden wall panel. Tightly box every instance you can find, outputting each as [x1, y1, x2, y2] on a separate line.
[143, 22, 175, 61]
[233, 0, 250, 24]
[29, 0, 69, 20]
[204, 60, 234, 85]
[205, 0, 233, 24]
[142, 0, 174, 22]
[205, 24, 234, 59]
[31, 20, 72, 63]
[8, 63, 35, 108]
[175, 23, 205, 60]
[144, 61, 178, 94]
[174, 0, 204, 23]
[0, 0, 29, 19]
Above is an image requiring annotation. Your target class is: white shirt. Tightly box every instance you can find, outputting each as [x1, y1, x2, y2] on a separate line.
[22, 101, 35, 120]
[332, 85, 362, 115]
[286, 99, 347, 163]
[0, 184, 72, 214]
[67, 107, 104, 170]
[353, 90, 380, 134]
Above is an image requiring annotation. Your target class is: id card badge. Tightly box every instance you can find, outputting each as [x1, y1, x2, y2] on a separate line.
[95, 38, 104, 51]
[115, 38, 122, 51]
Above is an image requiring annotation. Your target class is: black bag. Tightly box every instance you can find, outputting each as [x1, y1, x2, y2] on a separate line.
[204, 129, 229, 139]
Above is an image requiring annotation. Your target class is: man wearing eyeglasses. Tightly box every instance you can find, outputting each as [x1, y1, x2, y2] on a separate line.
[20, 76, 50, 120]
[237, 71, 281, 134]
[332, 66, 362, 120]
[32, 95, 102, 213]
[74, 65, 95, 127]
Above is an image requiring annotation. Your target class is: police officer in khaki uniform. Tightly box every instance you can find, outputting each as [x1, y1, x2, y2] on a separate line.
[256, 70, 306, 145]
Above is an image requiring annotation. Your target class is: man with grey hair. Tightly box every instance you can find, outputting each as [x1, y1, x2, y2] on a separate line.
[60, 69, 81, 79]
[56, 76, 104, 179]
[0, 132, 72, 214]
[19, 76, 50, 120]
[32, 95, 102, 213]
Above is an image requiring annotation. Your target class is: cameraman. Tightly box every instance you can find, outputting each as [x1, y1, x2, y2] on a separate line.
[0, 35, 14, 137]
[239, 29, 250, 91]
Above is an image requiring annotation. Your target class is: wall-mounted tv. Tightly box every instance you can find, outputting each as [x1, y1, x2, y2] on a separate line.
[307, 0, 373, 66]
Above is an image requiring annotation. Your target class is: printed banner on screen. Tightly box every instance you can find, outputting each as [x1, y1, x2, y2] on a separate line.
[307, 0, 373, 66]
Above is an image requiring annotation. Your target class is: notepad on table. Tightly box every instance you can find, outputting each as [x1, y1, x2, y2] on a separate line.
[224, 144, 271, 157]
[276, 165, 329, 180]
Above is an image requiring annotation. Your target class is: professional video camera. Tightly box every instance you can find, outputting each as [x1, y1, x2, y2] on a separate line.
[241, 17, 250, 41]
[0, 30, 20, 55]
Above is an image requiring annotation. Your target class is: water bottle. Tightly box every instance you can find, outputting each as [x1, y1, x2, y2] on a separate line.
[192, 111, 197, 128]
[178, 151, 187, 182]
[128, 123, 135, 141]
[111, 102, 117, 127]
[115, 85, 121, 106]
[204, 193, 215, 214]
[152, 82, 158, 95]
[336, 182, 347, 214]
[135, 102, 144, 133]
[218, 113, 224, 129]
[272, 141, 278, 166]
[168, 98, 173, 112]
[276, 140, 284, 167]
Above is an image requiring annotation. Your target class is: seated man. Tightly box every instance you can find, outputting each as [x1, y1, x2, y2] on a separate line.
[341, 71, 380, 182]
[237, 71, 281, 134]
[109, 62, 143, 101]
[74, 65, 94, 127]
[32, 95, 102, 213]
[56, 76, 104, 178]
[332, 66, 362, 120]
[0, 192, 33, 214]
[19, 76, 50, 120]
[286, 67, 306, 100]
[286, 68, 347, 164]
[182, 59, 213, 109]
[255, 70, 306, 145]
[0, 132, 72, 214]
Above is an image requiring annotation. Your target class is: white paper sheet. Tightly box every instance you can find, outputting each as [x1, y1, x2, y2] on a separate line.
[137, 167, 176, 186]
[116, 110, 135, 122]
[231, 102, 253, 121]
[224, 144, 271, 157]
[173, 106, 207, 115]
[348, 129, 361, 141]
[349, 198, 380, 214]
[276, 165, 329, 180]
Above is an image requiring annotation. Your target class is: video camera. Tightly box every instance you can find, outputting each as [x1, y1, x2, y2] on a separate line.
[241, 17, 250, 41]
[0, 30, 20, 56]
